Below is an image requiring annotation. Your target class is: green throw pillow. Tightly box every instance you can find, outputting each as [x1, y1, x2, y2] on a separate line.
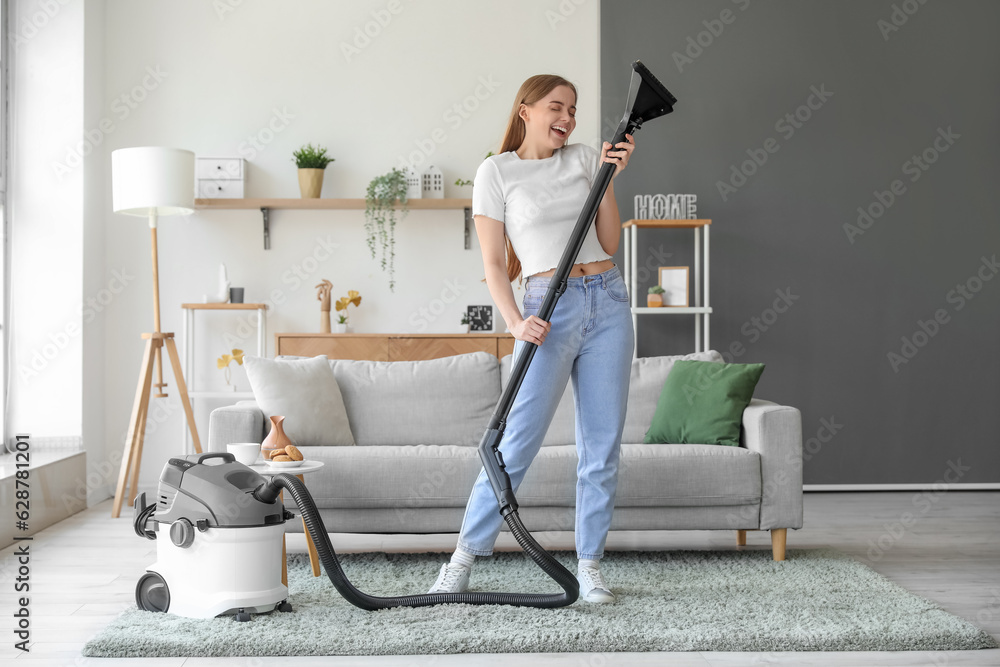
[643, 360, 765, 446]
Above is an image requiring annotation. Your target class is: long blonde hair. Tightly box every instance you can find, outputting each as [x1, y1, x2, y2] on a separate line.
[487, 74, 578, 286]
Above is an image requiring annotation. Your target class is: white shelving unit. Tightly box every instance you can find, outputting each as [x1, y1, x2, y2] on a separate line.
[622, 219, 712, 357]
[180, 303, 268, 454]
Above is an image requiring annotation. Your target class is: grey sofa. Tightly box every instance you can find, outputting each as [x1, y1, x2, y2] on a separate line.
[209, 350, 803, 560]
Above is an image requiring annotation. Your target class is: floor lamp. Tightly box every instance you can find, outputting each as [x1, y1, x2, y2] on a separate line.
[110, 147, 202, 518]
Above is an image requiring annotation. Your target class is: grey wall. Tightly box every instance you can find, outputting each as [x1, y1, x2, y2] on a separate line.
[600, 0, 999, 484]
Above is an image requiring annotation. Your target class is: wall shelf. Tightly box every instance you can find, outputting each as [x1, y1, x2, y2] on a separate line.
[621, 219, 713, 357]
[194, 198, 474, 250]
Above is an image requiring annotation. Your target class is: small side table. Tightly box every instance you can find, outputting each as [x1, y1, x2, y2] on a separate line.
[249, 460, 325, 586]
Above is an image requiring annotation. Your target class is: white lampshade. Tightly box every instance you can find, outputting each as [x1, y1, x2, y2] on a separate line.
[112, 147, 195, 217]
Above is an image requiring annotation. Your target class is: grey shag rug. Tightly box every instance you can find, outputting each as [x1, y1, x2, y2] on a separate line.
[83, 548, 998, 657]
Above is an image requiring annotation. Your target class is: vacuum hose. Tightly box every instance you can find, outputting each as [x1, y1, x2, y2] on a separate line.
[255, 473, 579, 610]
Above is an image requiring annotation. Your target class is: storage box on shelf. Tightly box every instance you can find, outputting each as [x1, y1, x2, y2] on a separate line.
[196, 156, 246, 199]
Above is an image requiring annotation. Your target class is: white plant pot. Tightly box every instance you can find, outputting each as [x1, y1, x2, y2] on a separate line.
[457, 324, 470, 334]
[333, 323, 348, 334]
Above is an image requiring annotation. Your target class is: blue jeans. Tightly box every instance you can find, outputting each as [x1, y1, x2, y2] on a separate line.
[456, 264, 635, 560]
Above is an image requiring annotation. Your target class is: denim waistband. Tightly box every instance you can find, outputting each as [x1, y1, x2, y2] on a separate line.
[525, 263, 622, 288]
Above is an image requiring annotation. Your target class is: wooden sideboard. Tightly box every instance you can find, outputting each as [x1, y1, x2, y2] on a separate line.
[275, 333, 516, 362]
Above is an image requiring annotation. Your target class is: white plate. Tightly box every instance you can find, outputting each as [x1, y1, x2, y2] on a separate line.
[266, 459, 305, 469]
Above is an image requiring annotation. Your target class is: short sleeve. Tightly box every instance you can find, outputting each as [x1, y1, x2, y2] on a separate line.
[472, 159, 505, 222]
[580, 144, 602, 185]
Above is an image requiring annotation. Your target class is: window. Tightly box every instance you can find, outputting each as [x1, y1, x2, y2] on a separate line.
[0, 0, 9, 446]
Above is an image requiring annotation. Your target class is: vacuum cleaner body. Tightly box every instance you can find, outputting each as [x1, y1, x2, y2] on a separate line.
[133, 453, 290, 620]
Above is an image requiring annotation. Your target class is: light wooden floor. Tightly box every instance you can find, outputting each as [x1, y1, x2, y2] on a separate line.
[1, 491, 997, 666]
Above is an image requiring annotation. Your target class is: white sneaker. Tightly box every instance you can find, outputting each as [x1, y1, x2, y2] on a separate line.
[429, 563, 470, 594]
[577, 565, 616, 604]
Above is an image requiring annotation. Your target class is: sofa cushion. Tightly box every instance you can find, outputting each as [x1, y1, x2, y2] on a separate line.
[645, 360, 766, 446]
[244, 354, 355, 446]
[328, 351, 500, 447]
[296, 442, 760, 510]
[500, 349, 725, 446]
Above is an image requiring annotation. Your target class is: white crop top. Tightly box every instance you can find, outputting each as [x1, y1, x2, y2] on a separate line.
[471, 142, 613, 279]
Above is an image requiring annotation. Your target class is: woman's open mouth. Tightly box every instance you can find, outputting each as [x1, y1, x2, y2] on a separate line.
[551, 125, 568, 139]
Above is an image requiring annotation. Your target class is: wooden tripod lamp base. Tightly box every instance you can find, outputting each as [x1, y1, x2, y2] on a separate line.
[111, 332, 201, 518]
[111, 146, 199, 519]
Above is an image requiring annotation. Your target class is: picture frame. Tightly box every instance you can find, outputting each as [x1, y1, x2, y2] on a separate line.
[658, 266, 689, 307]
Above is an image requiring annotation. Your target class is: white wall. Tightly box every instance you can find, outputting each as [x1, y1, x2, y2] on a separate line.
[95, 0, 601, 499]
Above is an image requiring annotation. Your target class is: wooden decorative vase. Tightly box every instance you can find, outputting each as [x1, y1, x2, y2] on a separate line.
[261, 415, 293, 458]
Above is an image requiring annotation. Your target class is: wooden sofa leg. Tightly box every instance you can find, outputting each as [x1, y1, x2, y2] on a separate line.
[771, 528, 787, 561]
[736, 529, 746, 546]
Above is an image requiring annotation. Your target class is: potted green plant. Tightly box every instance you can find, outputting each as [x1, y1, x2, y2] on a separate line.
[293, 143, 335, 198]
[365, 168, 409, 292]
[458, 313, 470, 334]
[647, 285, 665, 307]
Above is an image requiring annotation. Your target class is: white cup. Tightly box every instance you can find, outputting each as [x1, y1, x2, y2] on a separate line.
[227, 442, 262, 466]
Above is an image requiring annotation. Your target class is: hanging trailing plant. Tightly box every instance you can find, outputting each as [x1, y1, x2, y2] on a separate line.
[364, 167, 409, 292]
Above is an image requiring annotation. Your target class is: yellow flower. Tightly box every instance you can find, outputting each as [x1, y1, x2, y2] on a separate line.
[232, 349, 245, 365]
[336, 290, 362, 311]
[216, 354, 232, 369]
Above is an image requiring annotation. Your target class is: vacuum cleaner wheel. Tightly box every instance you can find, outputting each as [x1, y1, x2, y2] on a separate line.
[135, 571, 170, 613]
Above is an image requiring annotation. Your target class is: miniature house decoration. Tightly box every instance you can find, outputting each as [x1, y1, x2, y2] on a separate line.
[405, 167, 423, 200]
[421, 165, 444, 199]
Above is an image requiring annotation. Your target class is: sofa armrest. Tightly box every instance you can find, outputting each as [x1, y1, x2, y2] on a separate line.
[741, 398, 803, 530]
[208, 401, 264, 452]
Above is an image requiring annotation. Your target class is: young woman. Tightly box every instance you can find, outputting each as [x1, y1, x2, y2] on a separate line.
[429, 74, 636, 604]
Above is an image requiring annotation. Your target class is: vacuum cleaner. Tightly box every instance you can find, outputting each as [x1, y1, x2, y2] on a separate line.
[133, 59, 677, 618]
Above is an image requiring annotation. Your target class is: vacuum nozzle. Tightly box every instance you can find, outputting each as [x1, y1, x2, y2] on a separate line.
[627, 59, 677, 125]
